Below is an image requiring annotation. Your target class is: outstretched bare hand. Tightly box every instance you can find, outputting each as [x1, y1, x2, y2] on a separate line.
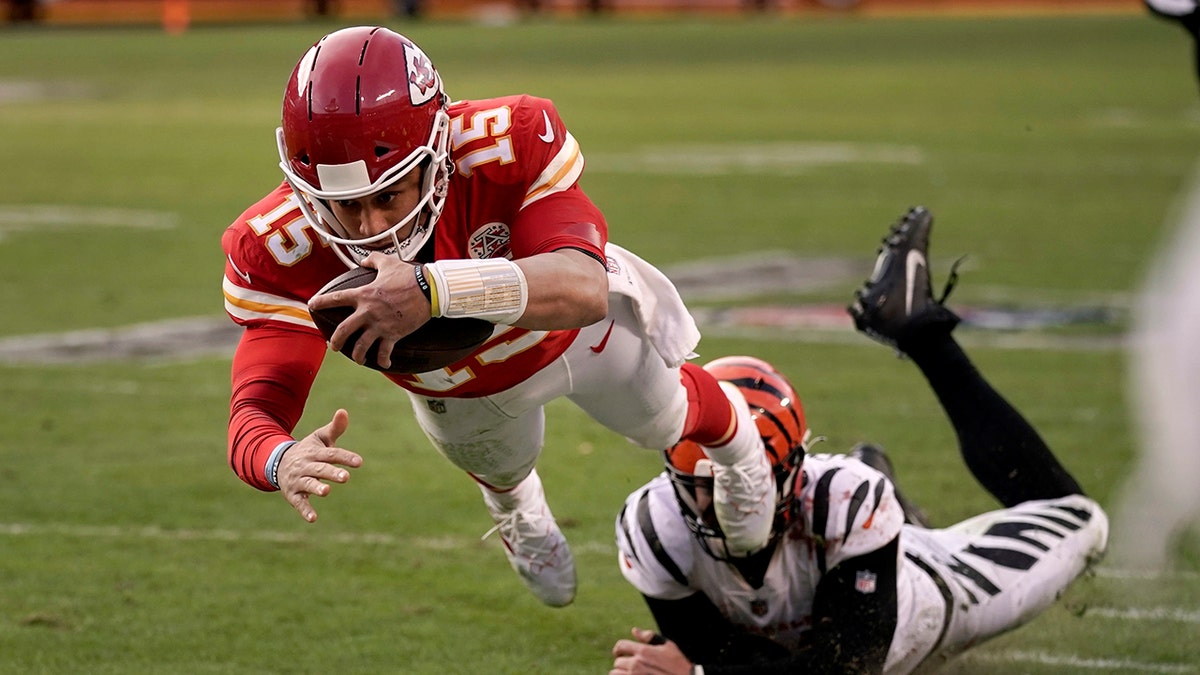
[277, 408, 363, 522]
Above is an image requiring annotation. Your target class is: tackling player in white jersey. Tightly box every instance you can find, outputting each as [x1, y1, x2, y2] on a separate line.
[610, 207, 1109, 674]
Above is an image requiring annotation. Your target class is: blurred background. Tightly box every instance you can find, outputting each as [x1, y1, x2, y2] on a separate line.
[4, 0, 1142, 26]
[3, 0, 1199, 673]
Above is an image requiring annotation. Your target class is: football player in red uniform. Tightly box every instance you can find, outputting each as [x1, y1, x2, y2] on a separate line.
[221, 26, 776, 607]
[610, 208, 1108, 674]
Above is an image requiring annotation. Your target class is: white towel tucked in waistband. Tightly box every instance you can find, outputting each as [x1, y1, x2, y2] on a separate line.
[604, 242, 701, 368]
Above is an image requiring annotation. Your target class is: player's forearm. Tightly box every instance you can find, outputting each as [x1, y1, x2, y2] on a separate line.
[419, 249, 605, 329]
[646, 593, 736, 665]
[512, 248, 607, 329]
[228, 374, 312, 490]
[227, 327, 325, 490]
[228, 406, 295, 491]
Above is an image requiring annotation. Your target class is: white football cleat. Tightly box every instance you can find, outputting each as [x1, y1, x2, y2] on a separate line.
[480, 471, 576, 607]
[704, 382, 775, 557]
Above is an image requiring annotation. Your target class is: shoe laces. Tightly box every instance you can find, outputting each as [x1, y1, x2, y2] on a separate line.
[713, 462, 772, 517]
[481, 507, 550, 552]
[937, 255, 967, 305]
[481, 509, 520, 543]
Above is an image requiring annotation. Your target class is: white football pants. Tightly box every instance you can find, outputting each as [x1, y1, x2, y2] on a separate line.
[405, 293, 688, 490]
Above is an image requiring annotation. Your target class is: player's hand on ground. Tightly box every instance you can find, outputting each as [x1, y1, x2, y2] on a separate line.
[610, 627, 693, 675]
[277, 409, 363, 523]
[307, 252, 431, 369]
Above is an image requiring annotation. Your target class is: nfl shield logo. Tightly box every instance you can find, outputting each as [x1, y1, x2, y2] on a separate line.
[426, 399, 447, 414]
[855, 570, 877, 594]
[749, 599, 768, 617]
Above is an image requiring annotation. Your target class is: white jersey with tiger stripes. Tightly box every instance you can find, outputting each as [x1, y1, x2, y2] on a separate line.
[616, 453, 1108, 674]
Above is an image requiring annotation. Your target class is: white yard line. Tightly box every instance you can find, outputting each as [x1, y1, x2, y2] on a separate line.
[585, 142, 925, 176]
[1086, 606, 1200, 624]
[0, 521, 616, 555]
[1094, 567, 1200, 582]
[977, 651, 1196, 673]
[7, 523, 1199, 582]
[0, 204, 177, 242]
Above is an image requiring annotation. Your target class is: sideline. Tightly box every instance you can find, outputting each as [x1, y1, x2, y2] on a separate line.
[0, 315, 1129, 366]
[0, 254, 1128, 365]
[22, 0, 1143, 27]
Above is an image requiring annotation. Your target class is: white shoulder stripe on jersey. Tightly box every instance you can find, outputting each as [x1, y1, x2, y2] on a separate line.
[222, 275, 316, 329]
[522, 131, 584, 209]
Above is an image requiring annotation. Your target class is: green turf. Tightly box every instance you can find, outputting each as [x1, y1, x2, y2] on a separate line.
[2, 12, 1199, 674]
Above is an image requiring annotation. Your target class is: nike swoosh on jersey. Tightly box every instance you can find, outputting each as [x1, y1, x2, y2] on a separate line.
[228, 255, 252, 284]
[537, 110, 555, 143]
[589, 320, 616, 353]
[905, 249, 925, 315]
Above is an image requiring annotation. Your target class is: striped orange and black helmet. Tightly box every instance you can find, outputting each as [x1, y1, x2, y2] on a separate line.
[664, 356, 808, 560]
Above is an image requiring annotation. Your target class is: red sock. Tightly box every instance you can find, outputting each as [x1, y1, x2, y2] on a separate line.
[679, 363, 737, 446]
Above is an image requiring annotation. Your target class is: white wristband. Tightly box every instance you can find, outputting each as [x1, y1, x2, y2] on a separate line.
[424, 258, 528, 325]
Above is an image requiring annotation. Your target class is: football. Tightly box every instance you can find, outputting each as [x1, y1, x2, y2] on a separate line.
[309, 266, 494, 374]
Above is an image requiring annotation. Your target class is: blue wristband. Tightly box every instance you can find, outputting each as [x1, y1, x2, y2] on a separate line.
[265, 440, 296, 489]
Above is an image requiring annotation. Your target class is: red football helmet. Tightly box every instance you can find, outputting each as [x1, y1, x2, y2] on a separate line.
[277, 26, 451, 265]
[665, 356, 809, 560]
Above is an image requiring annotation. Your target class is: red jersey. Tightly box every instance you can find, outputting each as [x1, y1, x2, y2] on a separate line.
[222, 95, 608, 490]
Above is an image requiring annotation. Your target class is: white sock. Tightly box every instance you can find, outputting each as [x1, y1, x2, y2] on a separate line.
[480, 469, 542, 518]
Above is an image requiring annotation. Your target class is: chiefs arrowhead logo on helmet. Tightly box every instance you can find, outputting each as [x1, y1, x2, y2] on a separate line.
[405, 43, 441, 106]
[277, 27, 452, 267]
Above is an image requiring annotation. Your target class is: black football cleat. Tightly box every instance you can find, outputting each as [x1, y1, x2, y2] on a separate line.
[848, 206, 961, 352]
[849, 443, 932, 529]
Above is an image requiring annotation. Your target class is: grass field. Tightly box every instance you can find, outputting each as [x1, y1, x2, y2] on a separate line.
[2, 11, 1200, 674]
